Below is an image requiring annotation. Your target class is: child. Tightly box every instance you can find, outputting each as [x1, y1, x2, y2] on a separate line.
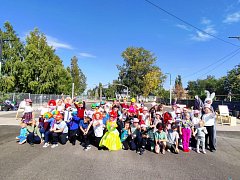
[68, 111, 81, 146]
[194, 120, 208, 154]
[99, 111, 122, 151]
[191, 110, 201, 149]
[146, 126, 155, 152]
[92, 112, 104, 150]
[102, 111, 109, 126]
[79, 116, 93, 151]
[50, 114, 68, 148]
[129, 118, 141, 152]
[39, 112, 51, 138]
[139, 124, 149, 155]
[154, 124, 167, 154]
[26, 120, 42, 146]
[180, 113, 194, 152]
[153, 112, 163, 133]
[166, 124, 179, 154]
[141, 107, 151, 127]
[16, 122, 28, 144]
[74, 101, 86, 120]
[121, 121, 131, 150]
[42, 111, 58, 148]
[22, 99, 33, 124]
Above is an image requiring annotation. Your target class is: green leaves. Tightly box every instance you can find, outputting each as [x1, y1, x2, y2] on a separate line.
[70, 56, 87, 95]
[0, 22, 80, 94]
[117, 47, 165, 97]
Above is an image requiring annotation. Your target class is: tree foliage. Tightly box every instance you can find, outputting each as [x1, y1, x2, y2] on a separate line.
[0, 22, 86, 95]
[117, 47, 165, 97]
[187, 70, 240, 100]
[70, 56, 87, 95]
[174, 75, 185, 99]
[0, 21, 25, 92]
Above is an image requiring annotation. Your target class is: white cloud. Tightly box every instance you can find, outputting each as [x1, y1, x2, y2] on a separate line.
[79, 52, 96, 58]
[46, 35, 73, 50]
[191, 26, 217, 41]
[223, 11, 240, 24]
[176, 24, 191, 31]
[201, 17, 211, 25]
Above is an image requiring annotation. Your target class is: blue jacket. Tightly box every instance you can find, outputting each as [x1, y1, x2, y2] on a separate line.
[68, 115, 81, 130]
[20, 127, 27, 137]
[46, 117, 55, 128]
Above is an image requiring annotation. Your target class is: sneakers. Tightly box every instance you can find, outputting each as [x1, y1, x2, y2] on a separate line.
[196, 150, 200, 153]
[183, 149, 190, 152]
[84, 145, 91, 151]
[162, 149, 166, 155]
[43, 143, 50, 148]
[139, 148, 145, 155]
[203, 150, 206, 154]
[51, 144, 59, 148]
[18, 139, 26, 145]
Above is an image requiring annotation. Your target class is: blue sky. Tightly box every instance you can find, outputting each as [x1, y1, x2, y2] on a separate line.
[1, 0, 240, 90]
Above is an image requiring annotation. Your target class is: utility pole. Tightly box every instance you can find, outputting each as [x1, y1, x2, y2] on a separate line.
[166, 73, 172, 105]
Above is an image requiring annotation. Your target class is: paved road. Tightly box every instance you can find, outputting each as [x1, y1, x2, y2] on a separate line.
[0, 126, 240, 180]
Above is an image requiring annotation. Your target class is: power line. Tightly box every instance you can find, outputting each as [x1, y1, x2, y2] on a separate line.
[182, 48, 240, 79]
[144, 0, 240, 47]
[197, 49, 240, 79]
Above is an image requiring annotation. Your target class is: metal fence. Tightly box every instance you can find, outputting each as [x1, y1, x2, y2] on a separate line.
[0, 93, 68, 106]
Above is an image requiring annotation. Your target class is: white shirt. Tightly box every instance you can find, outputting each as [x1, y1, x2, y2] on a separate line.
[55, 121, 68, 133]
[192, 117, 200, 128]
[202, 113, 215, 126]
[93, 120, 104, 137]
[40, 107, 49, 116]
[24, 106, 33, 113]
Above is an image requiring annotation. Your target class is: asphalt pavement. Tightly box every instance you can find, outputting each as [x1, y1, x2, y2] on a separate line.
[0, 105, 240, 180]
[0, 125, 240, 180]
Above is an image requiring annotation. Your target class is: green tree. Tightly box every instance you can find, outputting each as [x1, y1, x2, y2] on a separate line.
[174, 75, 185, 99]
[0, 21, 25, 92]
[70, 56, 87, 95]
[22, 28, 72, 94]
[117, 47, 165, 97]
[225, 64, 240, 100]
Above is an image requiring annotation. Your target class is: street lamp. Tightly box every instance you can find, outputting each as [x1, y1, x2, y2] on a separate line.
[165, 73, 172, 105]
[100, 84, 108, 101]
[113, 83, 129, 101]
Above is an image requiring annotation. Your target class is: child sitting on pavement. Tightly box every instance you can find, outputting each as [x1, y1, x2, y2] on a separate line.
[16, 122, 28, 145]
[121, 121, 131, 150]
[155, 123, 167, 154]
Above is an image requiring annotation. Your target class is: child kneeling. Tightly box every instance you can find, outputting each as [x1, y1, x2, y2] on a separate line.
[154, 123, 167, 154]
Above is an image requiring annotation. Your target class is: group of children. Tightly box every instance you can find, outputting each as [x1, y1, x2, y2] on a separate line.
[16, 97, 216, 155]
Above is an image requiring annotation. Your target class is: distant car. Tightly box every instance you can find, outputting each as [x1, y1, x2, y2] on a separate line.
[0, 100, 18, 111]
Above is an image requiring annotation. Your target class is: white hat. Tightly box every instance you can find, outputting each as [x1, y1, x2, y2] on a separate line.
[133, 118, 139, 123]
[143, 107, 148, 111]
[151, 102, 157, 107]
[204, 104, 213, 112]
[156, 111, 161, 115]
[140, 124, 147, 128]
